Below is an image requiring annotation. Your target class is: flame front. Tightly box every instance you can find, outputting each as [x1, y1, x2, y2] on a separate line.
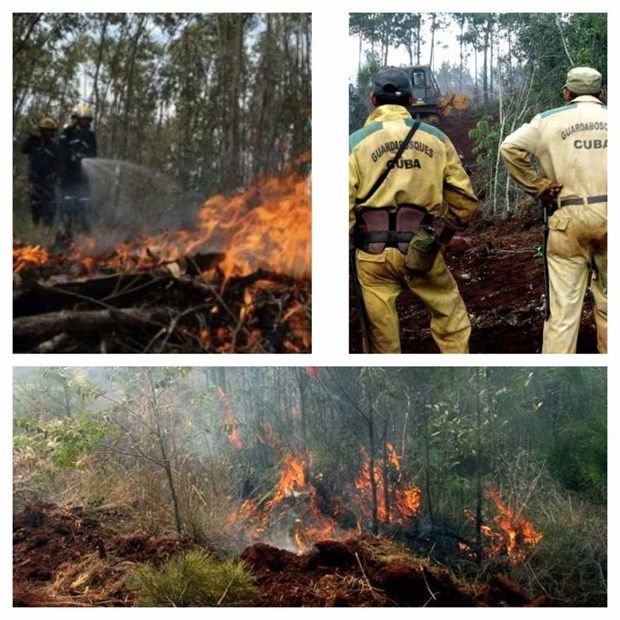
[13, 168, 310, 281]
[354, 445, 421, 524]
[264, 454, 306, 510]
[460, 487, 543, 564]
[13, 243, 50, 273]
[486, 487, 543, 563]
[226, 443, 421, 555]
[227, 452, 349, 554]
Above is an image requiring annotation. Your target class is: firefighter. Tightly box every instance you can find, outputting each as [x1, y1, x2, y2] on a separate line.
[500, 67, 607, 353]
[20, 117, 59, 227]
[349, 67, 480, 353]
[58, 103, 97, 238]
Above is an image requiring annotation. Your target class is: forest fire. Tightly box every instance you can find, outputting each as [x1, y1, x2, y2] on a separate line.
[13, 169, 311, 353]
[354, 445, 422, 524]
[226, 453, 347, 554]
[13, 169, 310, 281]
[227, 443, 421, 554]
[95, 169, 310, 279]
[460, 487, 543, 563]
[486, 487, 543, 562]
[226, 445, 538, 564]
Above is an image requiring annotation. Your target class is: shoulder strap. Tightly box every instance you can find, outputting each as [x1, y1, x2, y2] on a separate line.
[355, 120, 421, 205]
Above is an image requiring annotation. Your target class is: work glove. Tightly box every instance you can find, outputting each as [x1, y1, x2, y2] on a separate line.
[538, 182, 562, 206]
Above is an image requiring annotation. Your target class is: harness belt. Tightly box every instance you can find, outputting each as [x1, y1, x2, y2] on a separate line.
[560, 194, 607, 207]
[354, 205, 433, 254]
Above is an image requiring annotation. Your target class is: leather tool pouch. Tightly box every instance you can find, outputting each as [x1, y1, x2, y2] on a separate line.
[405, 225, 440, 272]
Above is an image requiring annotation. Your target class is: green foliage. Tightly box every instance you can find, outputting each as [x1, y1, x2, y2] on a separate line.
[14, 413, 108, 468]
[469, 115, 500, 181]
[547, 412, 607, 502]
[14, 367, 104, 420]
[130, 551, 258, 607]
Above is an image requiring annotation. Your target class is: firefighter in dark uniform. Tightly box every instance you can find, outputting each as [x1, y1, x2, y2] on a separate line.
[58, 103, 97, 238]
[20, 117, 59, 227]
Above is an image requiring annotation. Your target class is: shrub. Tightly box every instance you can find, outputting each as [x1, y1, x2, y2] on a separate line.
[130, 550, 257, 607]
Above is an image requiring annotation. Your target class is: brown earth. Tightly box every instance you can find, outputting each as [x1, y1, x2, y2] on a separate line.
[13, 502, 198, 606]
[349, 218, 598, 354]
[14, 502, 547, 607]
[241, 538, 547, 607]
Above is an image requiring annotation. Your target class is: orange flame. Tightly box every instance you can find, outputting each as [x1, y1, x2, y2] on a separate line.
[487, 487, 543, 563]
[13, 244, 49, 273]
[226, 452, 353, 554]
[264, 454, 307, 510]
[82, 169, 308, 279]
[460, 487, 543, 563]
[14, 168, 309, 282]
[197, 172, 310, 281]
[226, 444, 421, 554]
[217, 386, 243, 450]
[354, 445, 421, 525]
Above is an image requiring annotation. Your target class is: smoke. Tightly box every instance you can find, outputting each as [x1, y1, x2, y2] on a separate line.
[81, 158, 204, 251]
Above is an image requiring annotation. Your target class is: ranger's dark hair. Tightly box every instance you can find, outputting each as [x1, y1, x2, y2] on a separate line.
[374, 93, 410, 107]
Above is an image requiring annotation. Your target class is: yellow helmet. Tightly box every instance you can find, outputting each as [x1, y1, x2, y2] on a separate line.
[38, 117, 58, 130]
[72, 103, 94, 119]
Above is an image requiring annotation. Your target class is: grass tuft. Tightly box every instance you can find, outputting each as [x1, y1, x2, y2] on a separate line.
[131, 550, 257, 607]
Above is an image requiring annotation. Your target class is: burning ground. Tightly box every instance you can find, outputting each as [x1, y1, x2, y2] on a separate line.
[14, 483, 547, 608]
[13, 167, 310, 353]
[13, 419, 552, 607]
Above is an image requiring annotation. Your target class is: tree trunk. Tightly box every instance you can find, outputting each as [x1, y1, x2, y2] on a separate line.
[483, 23, 489, 107]
[424, 415, 434, 525]
[146, 369, 183, 536]
[428, 15, 436, 69]
[381, 415, 391, 525]
[91, 14, 109, 128]
[474, 368, 484, 561]
[368, 415, 379, 535]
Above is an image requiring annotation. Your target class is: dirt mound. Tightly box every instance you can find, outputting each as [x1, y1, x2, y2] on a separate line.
[14, 503, 548, 607]
[241, 536, 544, 607]
[440, 112, 477, 166]
[13, 502, 197, 607]
[350, 220, 598, 353]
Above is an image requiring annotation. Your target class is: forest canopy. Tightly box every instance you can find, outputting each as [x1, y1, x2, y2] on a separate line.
[13, 13, 311, 217]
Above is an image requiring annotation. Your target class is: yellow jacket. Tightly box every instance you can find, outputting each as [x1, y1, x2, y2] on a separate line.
[349, 105, 479, 238]
[500, 95, 607, 200]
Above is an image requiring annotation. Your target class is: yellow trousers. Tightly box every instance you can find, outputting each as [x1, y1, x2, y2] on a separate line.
[543, 202, 607, 353]
[355, 247, 471, 353]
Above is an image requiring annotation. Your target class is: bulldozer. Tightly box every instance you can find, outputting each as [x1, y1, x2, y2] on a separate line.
[406, 65, 470, 125]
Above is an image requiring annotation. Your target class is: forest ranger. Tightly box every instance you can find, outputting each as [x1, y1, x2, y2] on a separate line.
[500, 67, 607, 353]
[349, 67, 479, 353]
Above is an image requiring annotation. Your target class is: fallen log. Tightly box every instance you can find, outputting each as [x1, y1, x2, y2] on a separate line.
[14, 273, 164, 317]
[13, 253, 311, 353]
[14, 307, 176, 352]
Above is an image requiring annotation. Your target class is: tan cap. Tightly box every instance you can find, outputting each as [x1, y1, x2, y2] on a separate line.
[564, 67, 602, 95]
